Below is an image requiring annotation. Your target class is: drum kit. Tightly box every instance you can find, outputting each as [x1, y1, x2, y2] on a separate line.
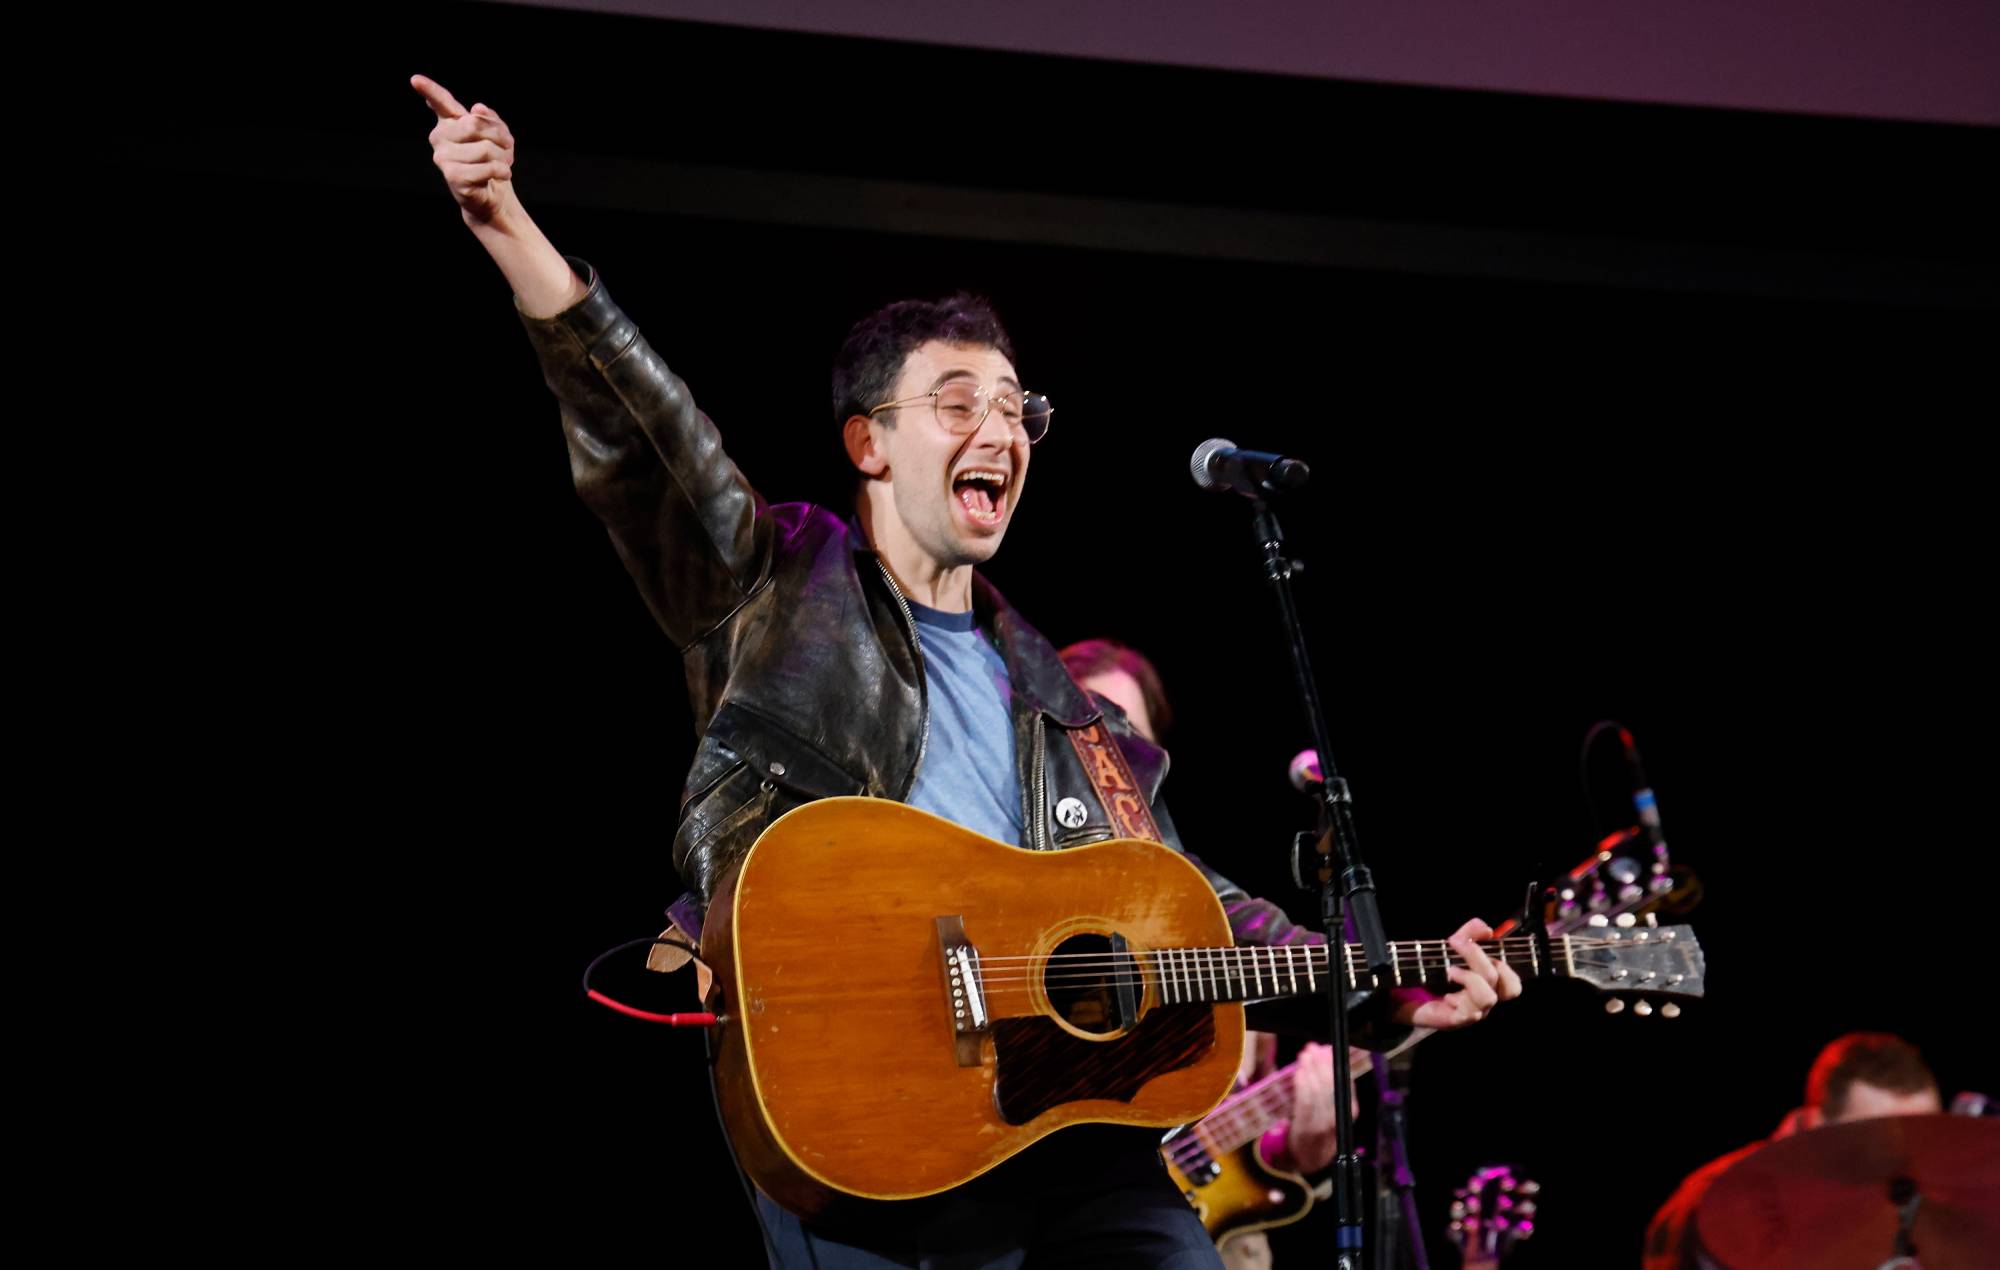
[1696, 1113, 1999, 1269]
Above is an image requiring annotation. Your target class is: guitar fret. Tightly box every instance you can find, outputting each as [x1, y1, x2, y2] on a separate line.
[1343, 941, 1356, 990]
[1389, 940, 1401, 985]
[1305, 944, 1318, 992]
[1285, 945, 1300, 995]
[1528, 935, 1539, 978]
[1251, 948, 1266, 998]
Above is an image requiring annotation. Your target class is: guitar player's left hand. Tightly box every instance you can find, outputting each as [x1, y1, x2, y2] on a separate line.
[1390, 918, 1523, 1030]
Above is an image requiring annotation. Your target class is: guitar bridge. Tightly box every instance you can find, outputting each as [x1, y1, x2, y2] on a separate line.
[936, 916, 988, 1067]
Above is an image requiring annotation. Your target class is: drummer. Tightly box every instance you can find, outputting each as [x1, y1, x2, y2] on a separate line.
[1642, 1032, 1941, 1269]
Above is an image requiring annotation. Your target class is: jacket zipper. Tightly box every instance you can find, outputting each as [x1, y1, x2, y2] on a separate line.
[875, 559, 930, 800]
[1031, 714, 1050, 851]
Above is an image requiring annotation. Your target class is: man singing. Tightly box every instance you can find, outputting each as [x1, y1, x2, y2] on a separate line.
[414, 73, 1519, 1268]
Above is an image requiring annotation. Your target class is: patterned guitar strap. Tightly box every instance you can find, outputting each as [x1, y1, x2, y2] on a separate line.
[1065, 720, 1164, 843]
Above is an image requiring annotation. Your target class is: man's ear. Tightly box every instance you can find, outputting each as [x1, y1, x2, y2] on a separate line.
[843, 414, 888, 478]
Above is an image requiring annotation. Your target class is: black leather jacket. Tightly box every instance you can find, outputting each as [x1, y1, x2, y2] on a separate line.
[521, 261, 1339, 973]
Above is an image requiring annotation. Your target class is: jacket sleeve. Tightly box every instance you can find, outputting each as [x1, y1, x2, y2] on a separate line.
[517, 258, 773, 650]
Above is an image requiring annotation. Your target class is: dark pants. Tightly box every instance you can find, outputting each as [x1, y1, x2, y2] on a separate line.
[751, 1126, 1224, 1269]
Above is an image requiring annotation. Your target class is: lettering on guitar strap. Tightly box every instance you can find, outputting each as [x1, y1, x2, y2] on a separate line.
[1065, 722, 1163, 842]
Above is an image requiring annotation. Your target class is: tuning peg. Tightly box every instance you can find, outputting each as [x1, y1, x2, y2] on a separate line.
[1449, 1219, 1465, 1235]
[1605, 998, 1626, 1014]
[1661, 1002, 1681, 1019]
[1644, 912, 1660, 926]
[1615, 913, 1637, 928]
[1516, 1220, 1535, 1240]
[1450, 1200, 1467, 1219]
[1588, 914, 1609, 928]
[1518, 1181, 1540, 1196]
[1633, 1000, 1654, 1017]
[1517, 1201, 1537, 1218]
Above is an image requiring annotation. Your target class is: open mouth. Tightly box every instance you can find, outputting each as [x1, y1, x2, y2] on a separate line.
[952, 468, 1009, 526]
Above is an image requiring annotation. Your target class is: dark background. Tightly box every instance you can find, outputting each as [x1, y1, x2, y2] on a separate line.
[143, 2, 1993, 1262]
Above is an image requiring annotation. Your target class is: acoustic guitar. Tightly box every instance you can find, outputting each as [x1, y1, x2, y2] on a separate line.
[702, 797, 1705, 1225]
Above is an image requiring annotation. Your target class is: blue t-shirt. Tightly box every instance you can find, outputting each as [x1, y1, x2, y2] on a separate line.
[903, 600, 1025, 847]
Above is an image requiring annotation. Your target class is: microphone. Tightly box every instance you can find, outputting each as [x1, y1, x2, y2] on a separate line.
[1288, 748, 1324, 793]
[1191, 438, 1311, 497]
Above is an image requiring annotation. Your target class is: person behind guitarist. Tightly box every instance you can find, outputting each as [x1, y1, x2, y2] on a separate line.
[414, 73, 1521, 1269]
[1060, 638, 1348, 1270]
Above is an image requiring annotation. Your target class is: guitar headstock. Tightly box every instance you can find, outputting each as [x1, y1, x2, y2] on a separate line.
[1449, 1164, 1539, 1266]
[1563, 924, 1705, 1017]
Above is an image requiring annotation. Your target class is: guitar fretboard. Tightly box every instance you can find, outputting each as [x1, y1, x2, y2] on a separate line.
[1149, 936, 1569, 1006]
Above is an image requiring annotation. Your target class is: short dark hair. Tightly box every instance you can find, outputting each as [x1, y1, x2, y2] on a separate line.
[1805, 1033, 1937, 1119]
[831, 293, 1016, 425]
[1058, 638, 1174, 739]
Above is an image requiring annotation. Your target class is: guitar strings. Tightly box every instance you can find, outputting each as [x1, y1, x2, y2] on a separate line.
[1164, 1074, 1301, 1161]
[966, 935, 1668, 965]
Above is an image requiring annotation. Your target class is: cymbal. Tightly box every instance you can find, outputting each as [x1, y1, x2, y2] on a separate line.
[1698, 1114, 2000, 1269]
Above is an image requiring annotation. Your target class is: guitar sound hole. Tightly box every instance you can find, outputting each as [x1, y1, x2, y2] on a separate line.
[1044, 933, 1136, 1034]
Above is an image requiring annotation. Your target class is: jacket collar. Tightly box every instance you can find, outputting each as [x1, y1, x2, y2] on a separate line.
[974, 574, 1101, 728]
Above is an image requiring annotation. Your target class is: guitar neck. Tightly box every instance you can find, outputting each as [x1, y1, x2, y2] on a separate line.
[1150, 935, 1566, 1006]
[1187, 1055, 1304, 1154]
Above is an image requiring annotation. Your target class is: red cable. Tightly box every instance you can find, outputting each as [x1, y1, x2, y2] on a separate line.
[586, 990, 717, 1027]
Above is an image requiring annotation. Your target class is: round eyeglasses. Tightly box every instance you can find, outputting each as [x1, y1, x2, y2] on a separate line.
[868, 381, 1053, 444]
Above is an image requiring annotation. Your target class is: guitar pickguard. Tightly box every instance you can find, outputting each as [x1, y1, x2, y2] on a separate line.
[991, 1004, 1216, 1124]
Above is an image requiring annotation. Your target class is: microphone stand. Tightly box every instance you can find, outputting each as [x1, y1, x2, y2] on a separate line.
[1371, 1049, 1430, 1270]
[1247, 495, 1393, 1270]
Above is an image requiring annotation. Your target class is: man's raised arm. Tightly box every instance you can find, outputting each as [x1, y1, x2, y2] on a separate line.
[412, 74, 584, 317]
[411, 74, 772, 652]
